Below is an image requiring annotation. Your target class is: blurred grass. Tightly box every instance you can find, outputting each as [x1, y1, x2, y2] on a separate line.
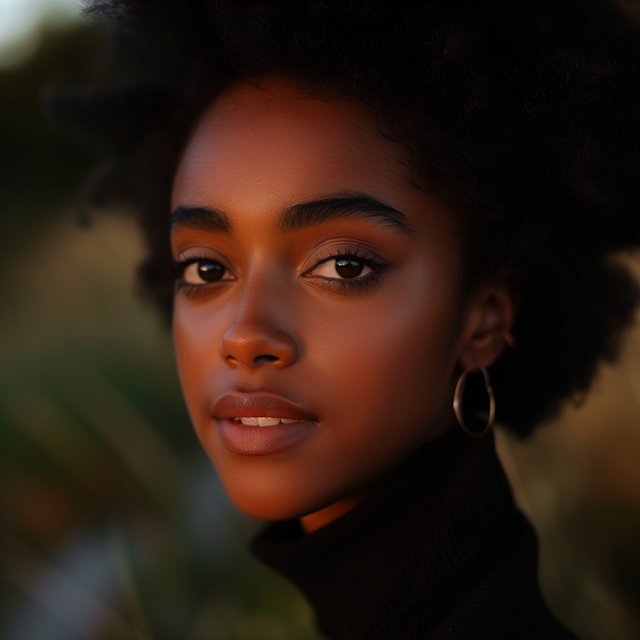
[1, 20, 640, 640]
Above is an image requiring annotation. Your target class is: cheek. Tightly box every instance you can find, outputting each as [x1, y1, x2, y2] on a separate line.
[303, 266, 459, 441]
[172, 299, 226, 423]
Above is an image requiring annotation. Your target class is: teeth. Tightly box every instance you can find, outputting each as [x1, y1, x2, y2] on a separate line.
[238, 417, 260, 426]
[233, 417, 302, 426]
[257, 417, 281, 426]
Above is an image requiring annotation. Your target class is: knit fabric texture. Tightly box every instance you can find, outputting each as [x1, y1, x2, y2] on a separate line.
[251, 428, 579, 639]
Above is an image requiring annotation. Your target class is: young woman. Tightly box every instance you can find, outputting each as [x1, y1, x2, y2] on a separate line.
[52, 0, 640, 637]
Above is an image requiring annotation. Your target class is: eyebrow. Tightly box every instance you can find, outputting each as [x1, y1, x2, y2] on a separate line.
[171, 205, 232, 235]
[171, 192, 413, 235]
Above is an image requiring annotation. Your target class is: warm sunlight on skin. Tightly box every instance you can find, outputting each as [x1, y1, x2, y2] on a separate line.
[170, 77, 513, 530]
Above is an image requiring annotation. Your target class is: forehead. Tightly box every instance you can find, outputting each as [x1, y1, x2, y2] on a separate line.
[171, 77, 415, 211]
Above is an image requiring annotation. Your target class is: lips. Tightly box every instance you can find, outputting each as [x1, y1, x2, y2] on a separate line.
[213, 392, 316, 421]
[212, 392, 318, 455]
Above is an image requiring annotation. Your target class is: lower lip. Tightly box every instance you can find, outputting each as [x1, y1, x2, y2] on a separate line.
[217, 419, 315, 455]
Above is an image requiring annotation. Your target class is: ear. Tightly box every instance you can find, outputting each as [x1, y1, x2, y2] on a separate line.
[456, 284, 517, 372]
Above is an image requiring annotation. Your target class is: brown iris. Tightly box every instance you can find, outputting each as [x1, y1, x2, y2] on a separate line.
[335, 258, 365, 278]
[198, 261, 225, 282]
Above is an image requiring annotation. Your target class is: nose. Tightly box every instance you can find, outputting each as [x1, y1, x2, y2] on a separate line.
[218, 282, 299, 370]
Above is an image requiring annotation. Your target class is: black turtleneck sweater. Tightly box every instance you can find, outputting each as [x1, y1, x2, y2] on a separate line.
[251, 428, 580, 640]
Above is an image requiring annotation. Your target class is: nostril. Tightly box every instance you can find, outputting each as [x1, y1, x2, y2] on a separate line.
[219, 331, 298, 370]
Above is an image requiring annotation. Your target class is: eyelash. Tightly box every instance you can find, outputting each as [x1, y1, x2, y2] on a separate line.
[172, 257, 232, 297]
[308, 246, 389, 294]
[172, 245, 390, 297]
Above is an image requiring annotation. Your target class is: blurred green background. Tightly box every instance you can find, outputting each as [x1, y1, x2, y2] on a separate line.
[1, 4, 640, 639]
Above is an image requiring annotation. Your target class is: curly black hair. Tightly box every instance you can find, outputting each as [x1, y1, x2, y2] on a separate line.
[48, 0, 640, 436]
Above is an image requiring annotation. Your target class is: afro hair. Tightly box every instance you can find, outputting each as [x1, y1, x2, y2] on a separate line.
[48, 0, 640, 436]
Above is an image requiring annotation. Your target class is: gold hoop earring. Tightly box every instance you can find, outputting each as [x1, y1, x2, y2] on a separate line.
[453, 366, 495, 438]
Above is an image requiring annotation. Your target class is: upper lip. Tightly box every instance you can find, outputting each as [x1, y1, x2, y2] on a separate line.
[212, 392, 317, 422]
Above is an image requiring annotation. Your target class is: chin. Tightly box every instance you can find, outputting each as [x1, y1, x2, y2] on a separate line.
[221, 473, 343, 522]
[227, 492, 309, 521]
[218, 475, 306, 521]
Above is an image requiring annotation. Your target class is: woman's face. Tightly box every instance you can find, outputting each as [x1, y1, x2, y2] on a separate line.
[171, 77, 480, 524]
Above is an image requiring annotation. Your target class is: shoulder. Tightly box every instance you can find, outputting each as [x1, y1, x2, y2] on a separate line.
[400, 510, 580, 640]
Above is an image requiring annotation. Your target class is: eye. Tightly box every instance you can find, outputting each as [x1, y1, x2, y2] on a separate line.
[312, 257, 373, 280]
[183, 259, 229, 284]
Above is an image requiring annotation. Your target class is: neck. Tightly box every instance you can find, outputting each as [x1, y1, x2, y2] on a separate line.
[251, 429, 522, 639]
[300, 421, 457, 534]
[300, 487, 377, 534]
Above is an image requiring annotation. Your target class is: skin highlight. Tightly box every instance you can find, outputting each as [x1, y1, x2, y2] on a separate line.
[170, 77, 514, 531]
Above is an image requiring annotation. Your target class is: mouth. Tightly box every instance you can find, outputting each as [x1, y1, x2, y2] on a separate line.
[212, 392, 317, 455]
[231, 417, 303, 426]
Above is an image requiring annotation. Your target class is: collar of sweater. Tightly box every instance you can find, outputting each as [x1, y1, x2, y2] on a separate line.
[250, 427, 516, 640]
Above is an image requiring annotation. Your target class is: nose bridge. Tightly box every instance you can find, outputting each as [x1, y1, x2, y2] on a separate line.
[219, 264, 298, 369]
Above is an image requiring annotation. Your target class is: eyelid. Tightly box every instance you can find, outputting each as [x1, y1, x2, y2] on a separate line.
[172, 250, 238, 293]
[174, 244, 236, 270]
[304, 243, 390, 275]
[174, 245, 229, 263]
